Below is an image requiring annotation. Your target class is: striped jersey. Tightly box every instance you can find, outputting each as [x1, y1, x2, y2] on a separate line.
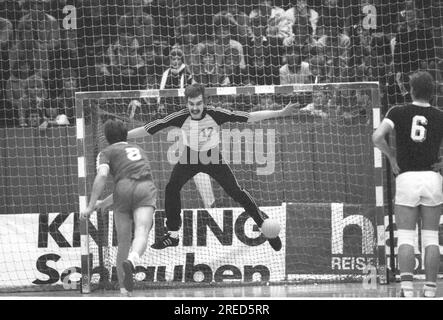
[384, 102, 443, 173]
[96, 142, 152, 183]
[144, 107, 250, 151]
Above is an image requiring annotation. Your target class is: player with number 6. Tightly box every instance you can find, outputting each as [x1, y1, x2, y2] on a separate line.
[373, 71, 442, 298]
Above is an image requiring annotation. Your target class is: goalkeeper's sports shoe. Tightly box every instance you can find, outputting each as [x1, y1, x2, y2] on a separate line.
[122, 260, 135, 292]
[151, 232, 179, 249]
[267, 236, 282, 251]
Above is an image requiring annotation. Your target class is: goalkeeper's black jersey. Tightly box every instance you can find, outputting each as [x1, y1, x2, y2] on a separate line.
[144, 107, 250, 152]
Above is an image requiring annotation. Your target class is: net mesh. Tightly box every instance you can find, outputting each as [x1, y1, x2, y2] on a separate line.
[78, 82, 381, 290]
[1, 0, 442, 292]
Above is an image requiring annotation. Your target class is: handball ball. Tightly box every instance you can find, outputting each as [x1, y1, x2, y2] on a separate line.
[261, 219, 280, 239]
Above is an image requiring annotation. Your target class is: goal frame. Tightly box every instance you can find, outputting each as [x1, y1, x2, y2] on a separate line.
[75, 82, 388, 294]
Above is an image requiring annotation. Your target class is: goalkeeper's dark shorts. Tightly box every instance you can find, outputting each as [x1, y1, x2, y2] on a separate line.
[114, 178, 157, 216]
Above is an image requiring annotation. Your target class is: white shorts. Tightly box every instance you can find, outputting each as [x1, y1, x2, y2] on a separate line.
[395, 171, 443, 207]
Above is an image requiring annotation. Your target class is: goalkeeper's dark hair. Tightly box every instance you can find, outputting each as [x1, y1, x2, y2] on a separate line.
[409, 71, 435, 102]
[185, 83, 206, 103]
[104, 119, 128, 145]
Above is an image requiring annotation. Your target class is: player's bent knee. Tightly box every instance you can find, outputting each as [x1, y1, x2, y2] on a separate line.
[422, 230, 439, 248]
[397, 229, 416, 247]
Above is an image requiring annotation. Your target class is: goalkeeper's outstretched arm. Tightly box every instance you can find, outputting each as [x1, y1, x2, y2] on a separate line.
[128, 108, 189, 139]
[247, 102, 298, 123]
[128, 126, 148, 139]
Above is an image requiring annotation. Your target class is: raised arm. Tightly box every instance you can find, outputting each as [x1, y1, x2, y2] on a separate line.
[247, 102, 298, 123]
[128, 109, 189, 139]
[128, 126, 149, 139]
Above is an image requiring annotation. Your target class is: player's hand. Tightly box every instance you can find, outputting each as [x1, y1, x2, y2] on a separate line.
[431, 156, 443, 174]
[95, 200, 108, 211]
[282, 102, 299, 117]
[127, 100, 141, 119]
[157, 104, 167, 116]
[80, 207, 93, 221]
[389, 156, 400, 176]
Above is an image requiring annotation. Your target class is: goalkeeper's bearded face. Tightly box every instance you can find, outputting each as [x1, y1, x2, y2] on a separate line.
[187, 95, 205, 120]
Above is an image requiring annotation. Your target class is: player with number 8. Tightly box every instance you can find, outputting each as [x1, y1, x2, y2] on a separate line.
[80, 119, 158, 295]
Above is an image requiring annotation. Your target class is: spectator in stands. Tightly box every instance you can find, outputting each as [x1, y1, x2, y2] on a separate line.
[6, 40, 41, 126]
[54, 69, 78, 124]
[285, 0, 318, 35]
[299, 90, 329, 119]
[192, 45, 229, 88]
[77, 0, 119, 83]
[11, 28, 51, 80]
[119, 0, 155, 48]
[195, 16, 246, 72]
[172, 0, 195, 38]
[314, 0, 351, 37]
[159, 48, 192, 90]
[312, 15, 350, 82]
[267, 13, 294, 44]
[143, 43, 167, 87]
[107, 33, 147, 90]
[157, 48, 192, 114]
[393, 2, 436, 102]
[286, 16, 313, 50]
[17, 0, 61, 51]
[62, 28, 79, 67]
[0, 17, 13, 121]
[0, 17, 13, 51]
[191, 45, 230, 108]
[39, 100, 70, 129]
[213, 0, 251, 45]
[246, 14, 285, 85]
[368, 35, 399, 111]
[279, 46, 311, 85]
[27, 107, 43, 127]
[347, 21, 373, 80]
[249, 0, 284, 22]
[172, 24, 199, 68]
[21, 74, 48, 127]
[308, 54, 329, 83]
[223, 47, 246, 86]
[0, 0, 23, 28]
[245, 45, 280, 86]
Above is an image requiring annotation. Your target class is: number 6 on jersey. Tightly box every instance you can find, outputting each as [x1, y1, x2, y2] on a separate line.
[410, 115, 428, 142]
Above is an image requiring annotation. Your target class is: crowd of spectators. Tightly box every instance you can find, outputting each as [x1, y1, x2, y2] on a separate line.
[0, 0, 442, 127]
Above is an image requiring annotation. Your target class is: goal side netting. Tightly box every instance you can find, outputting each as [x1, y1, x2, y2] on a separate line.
[76, 82, 386, 293]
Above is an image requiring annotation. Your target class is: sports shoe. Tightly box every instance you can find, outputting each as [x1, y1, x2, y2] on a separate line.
[151, 232, 179, 249]
[422, 288, 437, 298]
[267, 236, 282, 251]
[400, 289, 414, 298]
[122, 260, 135, 292]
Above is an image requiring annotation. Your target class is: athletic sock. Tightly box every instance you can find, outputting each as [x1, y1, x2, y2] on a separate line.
[400, 273, 414, 297]
[127, 251, 140, 267]
[423, 282, 437, 298]
[169, 231, 179, 239]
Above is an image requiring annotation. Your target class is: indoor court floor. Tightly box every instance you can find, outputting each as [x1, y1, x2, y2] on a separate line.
[1, 281, 442, 299]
